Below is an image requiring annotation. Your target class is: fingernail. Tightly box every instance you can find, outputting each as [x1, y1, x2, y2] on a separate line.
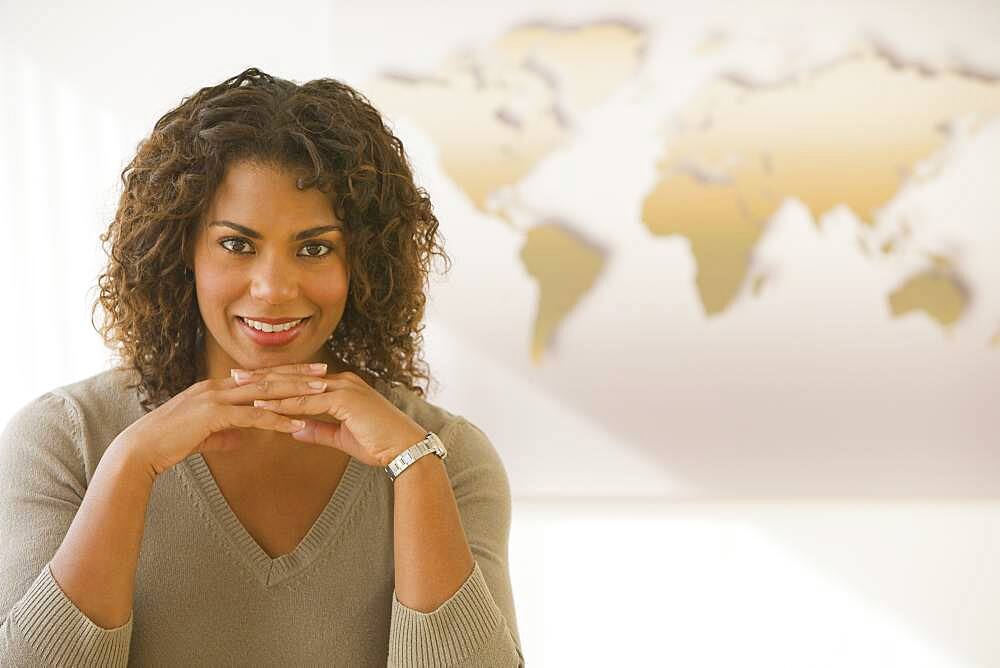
[290, 420, 306, 430]
[308, 381, 327, 390]
[233, 370, 253, 383]
[309, 363, 328, 373]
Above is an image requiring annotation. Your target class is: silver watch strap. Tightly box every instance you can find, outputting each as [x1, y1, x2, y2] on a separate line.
[384, 432, 447, 482]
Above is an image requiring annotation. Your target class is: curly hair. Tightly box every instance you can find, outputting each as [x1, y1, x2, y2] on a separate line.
[92, 67, 451, 413]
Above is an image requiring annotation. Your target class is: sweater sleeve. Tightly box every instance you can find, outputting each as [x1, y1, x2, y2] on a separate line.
[0, 391, 133, 667]
[387, 417, 525, 667]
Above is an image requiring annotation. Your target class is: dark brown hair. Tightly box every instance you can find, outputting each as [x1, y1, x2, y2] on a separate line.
[93, 67, 450, 412]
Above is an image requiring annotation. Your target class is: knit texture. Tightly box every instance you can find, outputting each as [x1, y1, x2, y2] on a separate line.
[0, 368, 524, 667]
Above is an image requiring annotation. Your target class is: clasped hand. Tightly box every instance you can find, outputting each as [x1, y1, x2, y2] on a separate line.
[231, 363, 427, 469]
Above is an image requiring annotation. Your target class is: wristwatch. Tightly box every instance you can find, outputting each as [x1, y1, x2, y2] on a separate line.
[384, 431, 448, 482]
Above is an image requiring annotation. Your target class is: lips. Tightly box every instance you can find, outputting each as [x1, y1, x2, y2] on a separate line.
[236, 316, 310, 347]
[240, 316, 308, 324]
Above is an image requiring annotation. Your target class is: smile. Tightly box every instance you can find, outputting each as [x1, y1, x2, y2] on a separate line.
[236, 316, 310, 346]
[240, 317, 305, 332]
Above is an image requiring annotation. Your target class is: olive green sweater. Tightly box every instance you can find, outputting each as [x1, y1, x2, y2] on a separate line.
[0, 368, 524, 667]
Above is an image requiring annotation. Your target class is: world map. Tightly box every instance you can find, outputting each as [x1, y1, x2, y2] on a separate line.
[362, 21, 1000, 363]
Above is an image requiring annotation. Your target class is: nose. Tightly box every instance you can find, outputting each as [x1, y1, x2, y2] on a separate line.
[248, 251, 299, 305]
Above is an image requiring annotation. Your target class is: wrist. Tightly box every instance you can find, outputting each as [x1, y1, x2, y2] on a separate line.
[382, 431, 447, 482]
[106, 434, 159, 485]
[380, 424, 429, 468]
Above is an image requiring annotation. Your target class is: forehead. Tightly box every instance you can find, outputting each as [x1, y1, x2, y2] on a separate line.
[202, 161, 339, 229]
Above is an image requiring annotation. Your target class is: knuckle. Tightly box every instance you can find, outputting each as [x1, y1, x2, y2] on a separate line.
[192, 379, 213, 393]
[219, 405, 237, 424]
[255, 378, 270, 392]
[295, 395, 309, 409]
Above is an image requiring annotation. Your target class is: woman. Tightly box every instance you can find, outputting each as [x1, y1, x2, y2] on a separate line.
[0, 67, 524, 667]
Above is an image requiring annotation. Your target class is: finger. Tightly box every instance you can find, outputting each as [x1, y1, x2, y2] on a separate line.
[199, 367, 325, 395]
[233, 372, 357, 395]
[230, 362, 327, 379]
[233, 369, 368, 388]
[225, 405, 307, 434]
[217, 378, 331, 404]
[232, 370, 335, 386]
[230, 369, 363, 386]
[252, 389, 344, 418]
[289, 419, 339, 448]
[231, 371, 338, 388]
[192, 375, 244, 394]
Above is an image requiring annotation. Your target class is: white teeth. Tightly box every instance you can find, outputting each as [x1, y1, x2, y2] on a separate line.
[241, 317, 303, 333]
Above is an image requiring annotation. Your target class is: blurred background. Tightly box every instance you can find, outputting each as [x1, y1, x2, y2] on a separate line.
[2, 0, 999, 665]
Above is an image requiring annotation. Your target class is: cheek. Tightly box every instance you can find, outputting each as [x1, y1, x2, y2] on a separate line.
[195, 264, 243, 316]
[310, 268, 350, 306]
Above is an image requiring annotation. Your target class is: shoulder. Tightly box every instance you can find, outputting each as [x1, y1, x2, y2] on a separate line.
[0, 387, 87, 496]
[1, 368, 145, 483]
[1, 389, 81, 457]
[53, 366, 146, 432]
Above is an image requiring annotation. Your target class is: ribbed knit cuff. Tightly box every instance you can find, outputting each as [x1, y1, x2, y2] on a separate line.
[388, 560, 505, 667]
[9, 562, 133, 668]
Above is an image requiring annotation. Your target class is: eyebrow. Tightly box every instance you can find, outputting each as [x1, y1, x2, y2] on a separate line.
[208, 220, 343, 241]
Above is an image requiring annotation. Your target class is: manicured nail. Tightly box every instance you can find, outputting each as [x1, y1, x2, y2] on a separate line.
[290, 420, 306, 430]
[309, 363, 328, 373]
[233, 370, 253, 383]
[308, 381, 327, 390]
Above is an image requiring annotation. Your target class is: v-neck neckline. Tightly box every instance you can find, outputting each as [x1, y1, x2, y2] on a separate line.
[177, 451, 371, 587]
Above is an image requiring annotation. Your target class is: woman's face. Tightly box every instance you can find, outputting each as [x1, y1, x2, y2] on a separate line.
[191, 160, 350, 379]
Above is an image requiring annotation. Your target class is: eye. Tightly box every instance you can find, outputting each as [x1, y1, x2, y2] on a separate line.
[299, 243, 334, 258]
[219, 237, 253, 254]
[218, 237, 335, 259]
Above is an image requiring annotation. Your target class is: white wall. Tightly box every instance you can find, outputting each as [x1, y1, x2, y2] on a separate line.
[2, 1, 998, 666]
